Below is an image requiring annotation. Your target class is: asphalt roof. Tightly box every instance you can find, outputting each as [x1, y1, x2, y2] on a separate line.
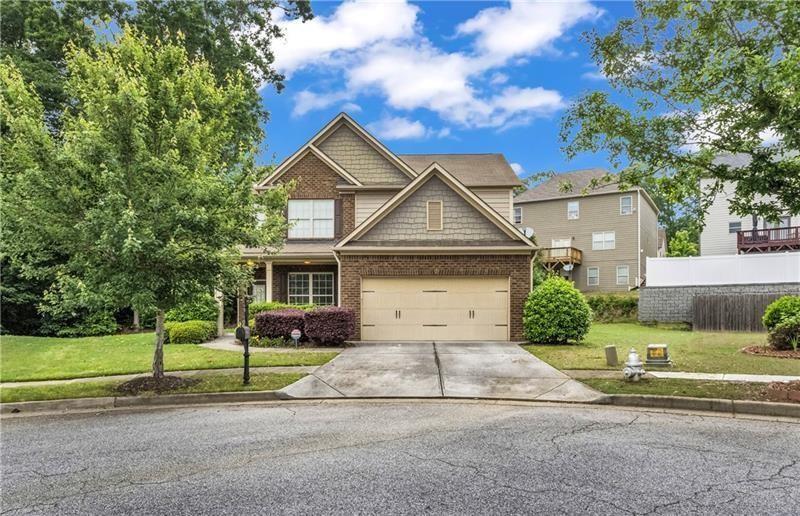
[514, 168, 622, 203]
[399, 154, 522, 188]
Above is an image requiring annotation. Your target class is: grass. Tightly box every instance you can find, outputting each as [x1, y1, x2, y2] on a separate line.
[582, 378, 769, 401]
[0, 372, 306, 403]
[0, 333, 337, 382]
[523, 323, 797, 375]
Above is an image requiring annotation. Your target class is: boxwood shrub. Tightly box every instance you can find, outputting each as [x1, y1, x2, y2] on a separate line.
[167, 320, 217, 344]
[585, 293, 638, 323]
[249, 301, 314, 314]
[763, 296, 800, 350]
[762, 295, 800, 330]
[254, 308, 306, 340]
[523, 276, 592, 344]
[304, 307, 355, 345]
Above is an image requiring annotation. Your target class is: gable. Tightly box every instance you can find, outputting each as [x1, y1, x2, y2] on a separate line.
[276, 152, 350, 194]
[351, 176, 518, 245]
[317, 125, 410, 185]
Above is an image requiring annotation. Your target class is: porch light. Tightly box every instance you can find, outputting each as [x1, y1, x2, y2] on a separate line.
[304, 260, 311, 264]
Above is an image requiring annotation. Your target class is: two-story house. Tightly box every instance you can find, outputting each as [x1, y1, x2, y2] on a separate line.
[241, 113, 536, 341]
[513, 169, 660, 292]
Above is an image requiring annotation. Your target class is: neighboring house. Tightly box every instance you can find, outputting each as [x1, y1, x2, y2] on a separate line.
[513, 169, 660, 292]
[241, 113, 535, 341]
[699, 177, 799, 256]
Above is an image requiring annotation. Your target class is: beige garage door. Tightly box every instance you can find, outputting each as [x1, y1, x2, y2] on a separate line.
[361, 277, 509, 341]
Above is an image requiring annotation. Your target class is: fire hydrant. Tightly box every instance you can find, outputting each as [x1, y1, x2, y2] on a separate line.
[623, 348, 645, 382]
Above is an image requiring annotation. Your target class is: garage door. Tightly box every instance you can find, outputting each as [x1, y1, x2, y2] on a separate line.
[361, 277, 509, 341]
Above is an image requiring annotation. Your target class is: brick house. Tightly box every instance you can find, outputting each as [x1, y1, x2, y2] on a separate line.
[241, 113, 535, 341]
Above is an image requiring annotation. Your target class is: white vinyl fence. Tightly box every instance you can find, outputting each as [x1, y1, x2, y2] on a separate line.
[646, 253, 800, 287]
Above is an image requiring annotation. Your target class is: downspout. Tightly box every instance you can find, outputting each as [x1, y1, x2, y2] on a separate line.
[637, 191, 642, 288]
[334, 250, 342, 307]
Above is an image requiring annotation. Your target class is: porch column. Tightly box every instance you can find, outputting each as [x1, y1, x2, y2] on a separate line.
[265, 261, 273, 302]
[214, 289, 225, 337]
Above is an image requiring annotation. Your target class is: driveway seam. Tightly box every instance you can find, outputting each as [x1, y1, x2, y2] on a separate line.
[433, 342, 445, 396]
[532, 379, 570, 400]
[311, 374, 348, 397]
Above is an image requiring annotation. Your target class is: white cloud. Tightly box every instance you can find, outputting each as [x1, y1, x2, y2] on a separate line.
[456, 0, 602, 62]
[581, 68, 606, 81]
[509, 162, 524, 176]
[272, 0, 419, 76]
[341, 102, 362, 113]
[275, 0, 598, 131]
[366, 116, 428, 140]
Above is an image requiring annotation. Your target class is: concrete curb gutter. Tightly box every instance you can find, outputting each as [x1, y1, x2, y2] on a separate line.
[601, 394, 800, 419]
[2, 391, 798, 419]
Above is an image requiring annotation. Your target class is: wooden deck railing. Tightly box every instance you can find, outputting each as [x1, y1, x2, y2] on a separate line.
[539, 247, 583, 264]
[737, 226, 800, 253]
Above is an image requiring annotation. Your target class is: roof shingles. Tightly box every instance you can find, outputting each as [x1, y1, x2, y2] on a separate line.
[399, 153, 522, 187]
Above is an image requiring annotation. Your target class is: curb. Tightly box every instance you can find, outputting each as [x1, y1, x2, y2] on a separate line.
[2, 391, 798, 419]
[1, 391, 280, 415]
[601, 394, 800, 419]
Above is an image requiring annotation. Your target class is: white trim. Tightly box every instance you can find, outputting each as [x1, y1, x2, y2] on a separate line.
[333, 252, 342, 307]
[427, 200, 443, 231]
[335, 162, 536, 249]
[265, 261, 273, 302]
[616, 264, 630, 285]
[592, 231, 616, 250]
[287, 199, 335, 239]
[513, 206, 523, 224]
[288, 271, 335, 305]
[620, 195, 633, 215]
[335, 246, 533, 255]
[587, 266, 600, 286]
[567, 200, 579, 220]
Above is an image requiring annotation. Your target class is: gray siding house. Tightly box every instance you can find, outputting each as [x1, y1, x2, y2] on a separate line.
[514, 169, 660, 292]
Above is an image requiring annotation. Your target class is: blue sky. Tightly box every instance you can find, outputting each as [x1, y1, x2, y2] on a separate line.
[258, 1, 636, 179]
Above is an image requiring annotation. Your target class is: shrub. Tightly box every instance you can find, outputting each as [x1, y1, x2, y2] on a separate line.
[248, 301, 313, 314]
[586, 293, 638, 323]
[54, 311, 118, 337]
[254, 309, 305, 340]
[768, 315, 800, 351]
[165, 294, 218, 322]
[762, 295, 800, 331]
[167, 320, 217, 344]
[523, 276, 592, 344]
[304, 307, 356, 345]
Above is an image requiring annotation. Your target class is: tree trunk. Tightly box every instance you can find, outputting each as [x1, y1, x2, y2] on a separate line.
[153, 309, 165, 379]
[132, 309, 140, 331]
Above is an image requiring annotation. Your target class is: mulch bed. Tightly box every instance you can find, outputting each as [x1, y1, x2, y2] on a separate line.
[766, 380, 800, 404]
[116, 375, 200, 396]
[741, 346, 800, 359]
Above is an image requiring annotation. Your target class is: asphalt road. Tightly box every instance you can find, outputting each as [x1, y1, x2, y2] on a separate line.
[2, 402, 798, 515]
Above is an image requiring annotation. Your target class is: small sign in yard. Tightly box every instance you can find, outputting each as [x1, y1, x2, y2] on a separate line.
[291, 329, 301, 348]
[645, 344, 672, 367]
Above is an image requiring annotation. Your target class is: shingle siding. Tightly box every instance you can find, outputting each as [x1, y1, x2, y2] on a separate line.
[317, 125, 409, 185]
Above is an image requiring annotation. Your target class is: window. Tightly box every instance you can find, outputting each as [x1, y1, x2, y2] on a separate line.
[427, 200, 443, 230]
[728, 221, 742, 234]
[587, 267, 599, 286]
[765, 216, 791, 229]
[620, 196, 633, 215]
[567, 201, 579, 220]
[514, 206, 522, 224]
[616, 265, 629, 285]
[592, 231, 616, 250]
[288, 200, 334, 239]
[288, 272, 334, 305]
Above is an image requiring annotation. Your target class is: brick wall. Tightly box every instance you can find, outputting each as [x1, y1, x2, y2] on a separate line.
[639, 283, 800, 323]
[274, 151, 355, 239]
[339, 254, 531, 340]
[317, 125, 409, 185]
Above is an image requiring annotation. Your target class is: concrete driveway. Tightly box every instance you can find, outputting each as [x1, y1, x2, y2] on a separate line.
[277, 342, 602, 402]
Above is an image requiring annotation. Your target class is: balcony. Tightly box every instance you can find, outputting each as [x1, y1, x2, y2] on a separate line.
[539, 247, 582, 271]
[737, 226, 800, 254]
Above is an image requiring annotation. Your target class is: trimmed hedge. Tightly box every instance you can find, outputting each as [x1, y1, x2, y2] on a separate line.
[165, 294, 218, 323]
[523, 276, 592, 344]
[762, 295, 800, 331]
[248, 301, 314, 314]
[586, 293, 638, 323]
[254, 309, 306, 340]
[166, 320, 217, 344]
[763, 296, 800, 350]
[304, 307, 356, 345]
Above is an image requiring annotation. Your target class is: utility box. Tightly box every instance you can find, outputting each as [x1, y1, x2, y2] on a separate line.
[604, 345, 618, 366]
[645, 344, 672, 367]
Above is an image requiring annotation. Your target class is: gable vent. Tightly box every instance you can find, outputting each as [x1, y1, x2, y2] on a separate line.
[427, 200, 443, 231]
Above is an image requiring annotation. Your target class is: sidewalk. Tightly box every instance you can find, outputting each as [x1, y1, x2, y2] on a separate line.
[1, 365, 317, 389]
[201, 334, 343, 354]
[564, 369, 800, 384]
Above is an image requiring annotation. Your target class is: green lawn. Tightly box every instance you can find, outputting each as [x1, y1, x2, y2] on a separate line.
[0, 372, 305, 403]
[582, 378, 768, 401]
[0, 333, 337, 382]
[524, 323, 797, 375]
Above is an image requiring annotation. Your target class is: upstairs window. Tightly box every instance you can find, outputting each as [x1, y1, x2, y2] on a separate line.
[728, 221, 742, 234]
[514, 206, 522, 224]
[567, 201, 579, 220]
[427, 200, 443, 230]
[288, 200, 334, 239]
[620, 195, 633, 215]
[592, 231, 616, 250]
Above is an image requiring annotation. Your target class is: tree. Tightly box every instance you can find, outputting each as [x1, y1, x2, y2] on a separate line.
[562, 1, 800, 223]
[667, 230, 699, 257]
[3, 30, 288, 377]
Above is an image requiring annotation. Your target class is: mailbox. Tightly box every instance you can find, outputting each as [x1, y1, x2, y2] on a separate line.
[235, 326, 251, 342]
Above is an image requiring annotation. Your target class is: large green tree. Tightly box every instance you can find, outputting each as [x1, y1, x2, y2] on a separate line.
[562, 0, 800, 223]
[2, 31, 287, 376]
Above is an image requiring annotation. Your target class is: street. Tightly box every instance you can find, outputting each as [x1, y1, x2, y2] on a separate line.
[2, 401, 798, 515]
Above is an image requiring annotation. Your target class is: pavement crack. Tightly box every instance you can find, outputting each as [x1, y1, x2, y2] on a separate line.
[432, 341, 445, 396]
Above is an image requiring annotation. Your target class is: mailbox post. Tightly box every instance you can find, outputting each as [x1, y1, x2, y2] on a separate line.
[235, 295, 251, 385]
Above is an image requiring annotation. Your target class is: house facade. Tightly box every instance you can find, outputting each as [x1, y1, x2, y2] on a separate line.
[699, 178, 799, 256]
[242, 113, 535, 341]
[513, 169, 660, 292]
